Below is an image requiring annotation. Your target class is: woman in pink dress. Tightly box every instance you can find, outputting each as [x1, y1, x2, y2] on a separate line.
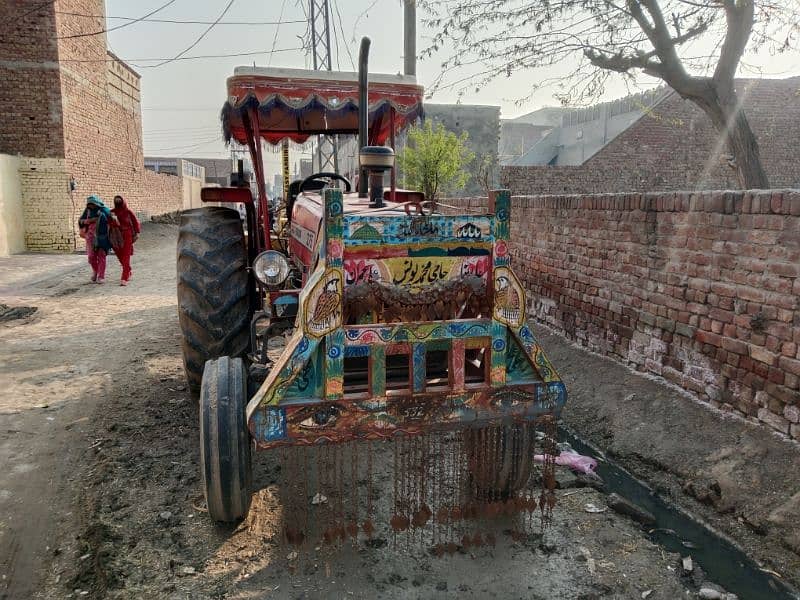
[78, 195, 112, 284]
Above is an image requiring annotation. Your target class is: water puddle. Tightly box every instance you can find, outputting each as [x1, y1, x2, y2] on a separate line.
[560, 426, 799, 600]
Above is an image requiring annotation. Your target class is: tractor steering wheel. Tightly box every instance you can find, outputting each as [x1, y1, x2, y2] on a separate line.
[299, 172, 352, 194]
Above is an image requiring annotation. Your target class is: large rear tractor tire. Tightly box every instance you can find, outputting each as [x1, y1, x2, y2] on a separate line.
[200, 356, 252, 522]
[177, 207, 250, 395]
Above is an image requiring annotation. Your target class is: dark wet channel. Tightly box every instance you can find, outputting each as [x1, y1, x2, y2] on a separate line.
[560, 426, 799, 600]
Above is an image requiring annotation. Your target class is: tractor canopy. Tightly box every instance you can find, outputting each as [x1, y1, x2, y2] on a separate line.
[222, 67, 424, 146]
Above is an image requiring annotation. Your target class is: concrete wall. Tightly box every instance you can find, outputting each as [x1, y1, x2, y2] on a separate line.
[179, 160, 206, 210]
[443, 190, 800, 440]
[424, 104, 500, 196]
[0, 155, 26, 256]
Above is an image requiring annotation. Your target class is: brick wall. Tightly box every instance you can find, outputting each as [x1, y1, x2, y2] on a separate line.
[0, 0, 185, 251]
[57, 2, 161, 222]
[0, 1, 65, 158]
[140, 170, 183, 219]
[502, 78, 800, 195]
[18, 157, 74, 251]
[443, 191, 800, 439]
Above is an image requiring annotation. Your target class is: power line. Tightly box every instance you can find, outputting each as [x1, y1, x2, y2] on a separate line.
[148, 0, 237, 68]
[56, 11, 305, 26]
[332, 0, 355, 70]
[268, 0, 290, 67]
[57, 46, 303, 65]
[57, 0, 179, 39]
[146, 136, 224, 153]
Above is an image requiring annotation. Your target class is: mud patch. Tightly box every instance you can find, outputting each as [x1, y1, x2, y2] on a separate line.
[0, 303, 37, 323]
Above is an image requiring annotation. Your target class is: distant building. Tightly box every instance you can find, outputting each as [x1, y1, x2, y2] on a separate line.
[422, 104, 500, 196]
[502, 78, 800, 194]
[144, 157, 207, 210]
[190, 158, 236, 187]
[499, 107, 565, 166]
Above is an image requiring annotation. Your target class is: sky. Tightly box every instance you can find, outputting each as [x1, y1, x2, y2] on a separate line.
[102, 0, 800, 162]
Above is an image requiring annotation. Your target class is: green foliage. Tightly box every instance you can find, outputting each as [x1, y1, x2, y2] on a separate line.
[398, 121, 475, 201]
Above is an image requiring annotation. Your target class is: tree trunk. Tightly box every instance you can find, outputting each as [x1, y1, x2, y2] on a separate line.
[722, 105, 770, 189]
[693, 83, 770, 190]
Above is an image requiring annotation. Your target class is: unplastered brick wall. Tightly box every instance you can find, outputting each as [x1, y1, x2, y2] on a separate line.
[0, 1, 65, 158]
[442, 190, 800, 439]
[19, 157, 75, 251]
[502, 78, 800, 195]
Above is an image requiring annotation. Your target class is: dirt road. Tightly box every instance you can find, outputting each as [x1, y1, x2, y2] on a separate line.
[0, 224, 795, 599]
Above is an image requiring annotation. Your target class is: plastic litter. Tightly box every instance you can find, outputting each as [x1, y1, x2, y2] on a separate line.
[534, 450, 598, 475]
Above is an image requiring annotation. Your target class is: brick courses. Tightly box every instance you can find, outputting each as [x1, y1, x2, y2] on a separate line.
[1, 0, 183, 251]
[443, 190, 800, 438]
[502, 78, 800, 195]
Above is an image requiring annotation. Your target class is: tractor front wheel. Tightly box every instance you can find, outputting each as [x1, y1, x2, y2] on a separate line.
[200, 356, 252, 522]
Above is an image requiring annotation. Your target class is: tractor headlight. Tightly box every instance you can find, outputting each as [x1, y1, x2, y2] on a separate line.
[253, 251, 290, 288]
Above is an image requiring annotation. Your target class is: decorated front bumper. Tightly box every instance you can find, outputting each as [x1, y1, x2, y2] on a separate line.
[246, 189, 566, 449]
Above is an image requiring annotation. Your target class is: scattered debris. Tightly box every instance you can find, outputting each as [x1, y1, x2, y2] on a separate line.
[682, 556, 693, 572]
[578, 546, 596, 575]
[584, 503, 607, 514]
[641, 591, 652, 598]
[311, 493, 327, 505]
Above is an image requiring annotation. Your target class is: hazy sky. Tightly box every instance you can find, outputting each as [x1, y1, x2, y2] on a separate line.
[102, 0, 800, 161]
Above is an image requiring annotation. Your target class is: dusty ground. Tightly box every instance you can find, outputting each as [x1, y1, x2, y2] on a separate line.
[0, 223, 796, 599]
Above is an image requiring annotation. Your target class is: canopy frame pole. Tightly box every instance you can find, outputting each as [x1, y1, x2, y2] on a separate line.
[389, 107, 397, 202]
[245, 107, 271, 252]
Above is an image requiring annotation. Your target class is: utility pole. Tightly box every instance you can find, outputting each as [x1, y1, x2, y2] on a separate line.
[309, 0, 338, 173]
[404, 0, 416, 77]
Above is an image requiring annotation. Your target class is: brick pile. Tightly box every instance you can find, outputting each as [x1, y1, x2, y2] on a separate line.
[443, 191, 800, 439]
[502, 78, 800, 195]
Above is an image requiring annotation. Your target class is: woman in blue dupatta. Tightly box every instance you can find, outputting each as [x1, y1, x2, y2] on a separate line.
[78, 195, 112, 283]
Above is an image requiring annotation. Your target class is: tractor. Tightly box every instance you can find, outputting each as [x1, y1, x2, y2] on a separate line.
[176, 38, 566, 532]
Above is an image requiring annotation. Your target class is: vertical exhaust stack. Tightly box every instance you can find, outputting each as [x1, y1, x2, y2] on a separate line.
[358, 37, 371, 198]
[404, 0, 416, 77]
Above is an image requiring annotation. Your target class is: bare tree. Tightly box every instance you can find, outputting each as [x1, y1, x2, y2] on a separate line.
[421, 0, 800, 189]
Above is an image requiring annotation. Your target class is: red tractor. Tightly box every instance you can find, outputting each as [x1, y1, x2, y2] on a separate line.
[176, 39, 565, 528]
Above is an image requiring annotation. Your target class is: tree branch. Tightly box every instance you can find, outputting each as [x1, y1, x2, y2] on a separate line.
[714, 0, 755, 83]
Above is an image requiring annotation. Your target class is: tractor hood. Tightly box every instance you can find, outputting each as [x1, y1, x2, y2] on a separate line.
[221, 66, 424, 146]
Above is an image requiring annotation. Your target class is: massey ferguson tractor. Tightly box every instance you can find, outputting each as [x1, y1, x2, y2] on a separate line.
[176, 38, 566, 545]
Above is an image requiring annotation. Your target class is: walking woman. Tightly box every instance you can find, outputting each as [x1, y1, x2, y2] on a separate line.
[78, 195, 113, 284]
[110, 195, 140, 286]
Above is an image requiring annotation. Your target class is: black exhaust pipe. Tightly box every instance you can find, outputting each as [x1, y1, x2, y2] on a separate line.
[358, 37, 371, 198]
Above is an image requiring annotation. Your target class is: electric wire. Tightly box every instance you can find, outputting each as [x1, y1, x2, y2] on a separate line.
[57, 46, 302, 66]
[57, 0, 179, 39]
[148, 0, 237, 68]
[332, 0, 356, 70]
[56, 11, 304, 26]
[268, 0, 291, 66]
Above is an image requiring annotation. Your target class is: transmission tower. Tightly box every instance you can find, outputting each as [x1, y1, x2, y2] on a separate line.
[309, 0, 338, 173]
